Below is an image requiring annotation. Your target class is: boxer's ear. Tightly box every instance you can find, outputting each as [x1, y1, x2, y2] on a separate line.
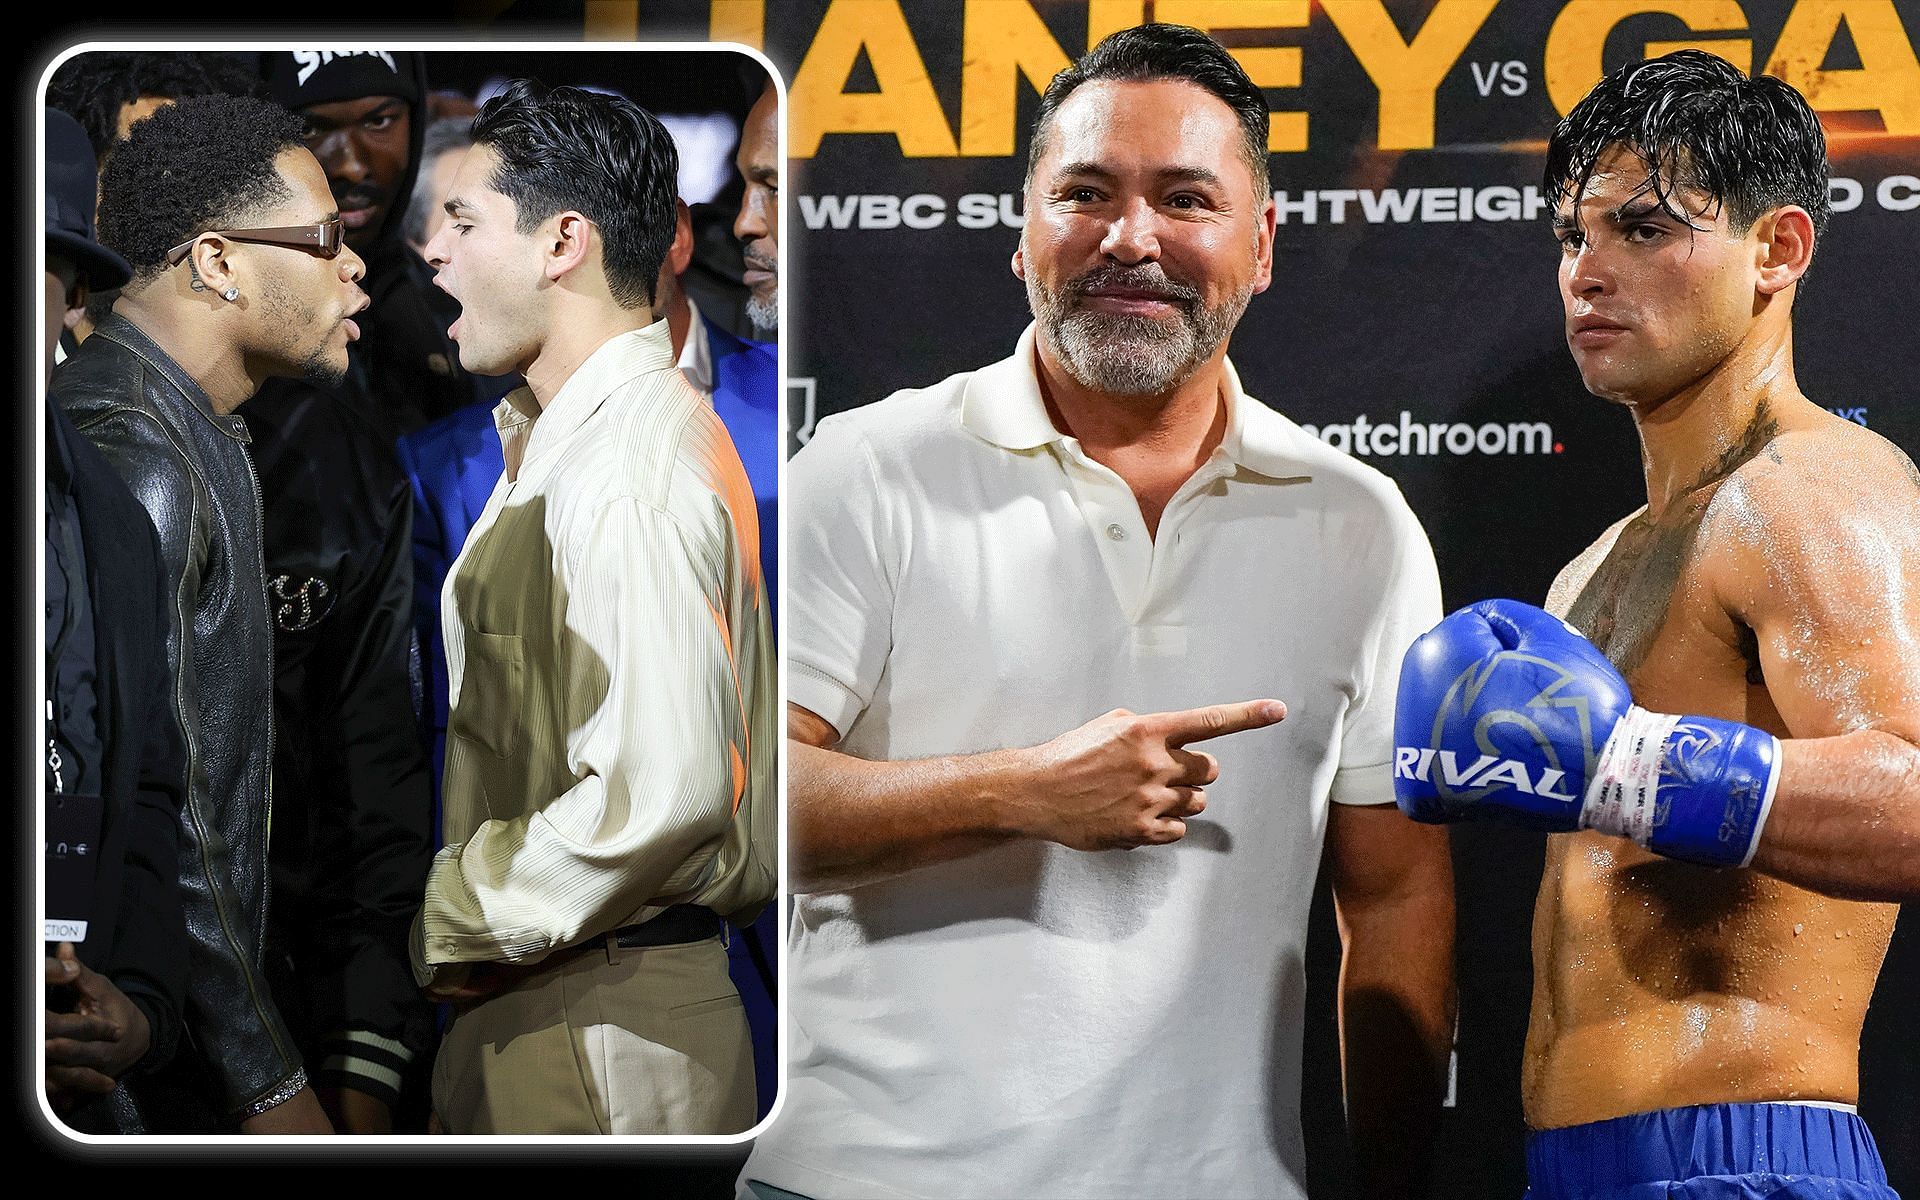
[1754, 206, 1815, 296]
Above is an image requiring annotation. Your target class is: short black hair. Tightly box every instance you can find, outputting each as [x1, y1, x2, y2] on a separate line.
[470, 78, 678, 310]
[1026, 23, 1270, 198]
[96, 93, 308, 284]
[48, 51, 264, 156]
[1544, 50, 1831, 242]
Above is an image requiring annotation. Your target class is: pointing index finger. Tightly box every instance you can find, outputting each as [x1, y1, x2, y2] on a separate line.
[1155, 699, 1287, 747]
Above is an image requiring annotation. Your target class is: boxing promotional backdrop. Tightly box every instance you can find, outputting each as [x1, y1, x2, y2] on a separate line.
[497, 0, 1920, 1193]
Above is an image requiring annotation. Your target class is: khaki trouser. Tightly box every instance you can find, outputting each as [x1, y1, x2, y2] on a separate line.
[432, 934, 755, 1134]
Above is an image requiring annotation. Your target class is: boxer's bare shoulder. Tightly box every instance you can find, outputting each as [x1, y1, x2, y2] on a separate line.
[1525, 401, 1908, 1131]
[1693, 416, 1920, 737]
[1696, 409, 1919, 553]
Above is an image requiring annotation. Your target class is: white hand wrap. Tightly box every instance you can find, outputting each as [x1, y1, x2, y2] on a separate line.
[1579, 704, 1681, 849]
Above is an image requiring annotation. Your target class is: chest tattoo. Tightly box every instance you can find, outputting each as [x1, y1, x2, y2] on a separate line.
[1564, 402, 1781, 677]
[1565, 504, 1708, 675]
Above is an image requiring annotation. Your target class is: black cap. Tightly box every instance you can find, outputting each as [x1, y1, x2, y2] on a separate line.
[258, 49, 422, 110]
[45, 107, 132, 290]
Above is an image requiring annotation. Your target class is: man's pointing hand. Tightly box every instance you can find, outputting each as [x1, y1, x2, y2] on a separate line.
[1007, 700, 1287, 851]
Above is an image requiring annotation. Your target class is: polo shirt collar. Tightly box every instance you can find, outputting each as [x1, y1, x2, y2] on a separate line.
[959, 323, 1059, 451]
[961, 322, 1314, 481]
[1215, 357, 1316, 481]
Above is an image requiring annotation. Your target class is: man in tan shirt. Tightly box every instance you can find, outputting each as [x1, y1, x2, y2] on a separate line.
[408, 79, 775, 1135]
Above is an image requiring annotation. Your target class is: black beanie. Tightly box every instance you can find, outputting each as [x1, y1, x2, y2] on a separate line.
[259, 48, 422, 109]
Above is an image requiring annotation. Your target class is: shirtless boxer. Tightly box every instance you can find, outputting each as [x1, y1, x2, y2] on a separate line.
[1393, 52, 1916, 1198]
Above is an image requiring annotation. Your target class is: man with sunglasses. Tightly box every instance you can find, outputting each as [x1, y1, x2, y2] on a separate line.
[53, 93, 367, 1134]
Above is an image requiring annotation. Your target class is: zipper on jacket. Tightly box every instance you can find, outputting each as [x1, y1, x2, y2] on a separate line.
[241, 443, 276, 914]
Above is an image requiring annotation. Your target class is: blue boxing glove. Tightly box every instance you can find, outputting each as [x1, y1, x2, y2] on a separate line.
[1393, 599, 1780, 868]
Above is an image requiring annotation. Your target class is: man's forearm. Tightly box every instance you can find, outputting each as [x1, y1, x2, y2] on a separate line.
[790, 700, 1284, 889]
[1751, 729, 1920, 901]
[314, 1025, 414, 1117]
[1337, 896, 1455, 1199]
[116, 979, 176, 1075]
[789, 739, 1024, 892]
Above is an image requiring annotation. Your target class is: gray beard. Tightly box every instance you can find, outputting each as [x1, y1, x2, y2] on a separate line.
[746, 288, 778, 334]
[1026, 270, 1248, 397]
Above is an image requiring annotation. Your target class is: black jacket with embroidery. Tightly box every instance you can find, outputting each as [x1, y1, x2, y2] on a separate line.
[243, 369, 436, 1106]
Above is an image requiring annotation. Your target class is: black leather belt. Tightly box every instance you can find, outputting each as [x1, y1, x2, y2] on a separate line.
[604, 904, 723, 949]
[452, 908, 729, 1001]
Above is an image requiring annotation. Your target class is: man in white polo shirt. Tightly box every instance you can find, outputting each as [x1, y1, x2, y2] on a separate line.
[744, 23, 1455, 1200]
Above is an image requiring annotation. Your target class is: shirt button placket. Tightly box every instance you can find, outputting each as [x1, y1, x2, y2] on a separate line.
[1100, 503, 1150, 615]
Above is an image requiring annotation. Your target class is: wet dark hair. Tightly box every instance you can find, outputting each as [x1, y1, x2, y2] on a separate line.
[470, 78, 677, 310]
[48, 51, 264, 156]
[1026, 23, 1270, 198]
[1544, 50, 1831, 242]
[96, 93, 307, 284]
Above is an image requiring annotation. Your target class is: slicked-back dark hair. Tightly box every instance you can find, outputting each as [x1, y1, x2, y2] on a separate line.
[1545, 50, 1831, 244]
[96, 93, 307, 286]
[48, 51, 265, 156]
[1026, 23, 1270, 199]
[470, 78, 677, 310]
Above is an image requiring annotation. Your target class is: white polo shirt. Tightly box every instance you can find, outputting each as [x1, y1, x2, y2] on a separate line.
[748, 325, 1442, 1200]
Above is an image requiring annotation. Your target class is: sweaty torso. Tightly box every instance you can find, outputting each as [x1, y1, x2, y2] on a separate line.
[1526, 404, 1899, 1129]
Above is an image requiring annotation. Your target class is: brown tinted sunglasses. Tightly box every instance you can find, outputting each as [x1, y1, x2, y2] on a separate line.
[164, 219, 344, 267]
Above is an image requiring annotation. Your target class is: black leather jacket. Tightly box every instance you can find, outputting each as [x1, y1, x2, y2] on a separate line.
[53, 314, 307, 1123]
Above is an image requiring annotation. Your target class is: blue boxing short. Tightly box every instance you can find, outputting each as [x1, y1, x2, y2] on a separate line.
[1524, 1102, 1898, 1199]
